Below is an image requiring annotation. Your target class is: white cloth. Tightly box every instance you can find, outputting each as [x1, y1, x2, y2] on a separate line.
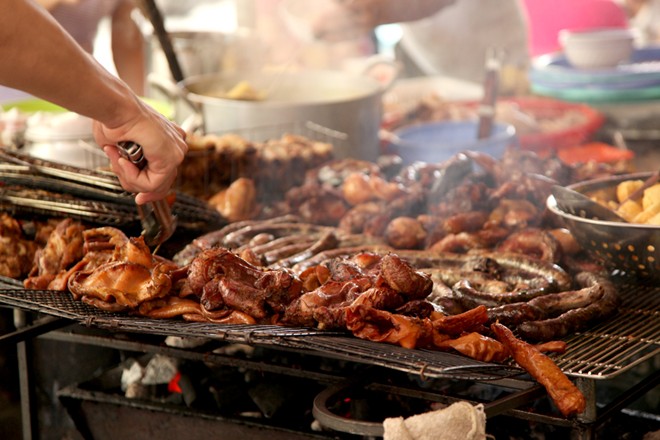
[399, 0, 529, 83]
[383, 401, 486, 440]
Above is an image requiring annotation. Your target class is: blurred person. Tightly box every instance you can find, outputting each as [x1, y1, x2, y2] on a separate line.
[298, 0, 530, 83]
[0, 0, 187, 203]
[620, 0, 660, 45]
[522, 0, 629, 56]
[0, 0, 145, 102]
[37, 0, 146, 95]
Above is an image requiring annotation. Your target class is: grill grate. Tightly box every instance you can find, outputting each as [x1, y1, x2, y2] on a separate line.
[0, 283, 657, 381]
[555, 283, 659, 378]
[0, 153, 226, 231]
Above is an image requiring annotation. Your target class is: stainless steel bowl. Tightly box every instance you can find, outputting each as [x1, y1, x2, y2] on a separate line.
[547, 171, 660, 281]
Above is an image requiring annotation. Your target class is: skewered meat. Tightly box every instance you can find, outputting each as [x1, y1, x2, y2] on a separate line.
[491, 322, 586, 417]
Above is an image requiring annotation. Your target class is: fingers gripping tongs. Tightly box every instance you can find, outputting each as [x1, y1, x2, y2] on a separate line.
[116, 141, 177, 248]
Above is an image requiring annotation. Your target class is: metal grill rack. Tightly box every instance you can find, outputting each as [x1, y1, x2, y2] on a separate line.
[210, 120, 349, 146]
[0, 282, 657, 382]
[0, 150, 225, 231]
[0, 279, 658, 439]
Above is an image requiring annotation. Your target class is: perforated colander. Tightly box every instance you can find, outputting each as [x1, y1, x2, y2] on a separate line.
[547, 171, 660, 281]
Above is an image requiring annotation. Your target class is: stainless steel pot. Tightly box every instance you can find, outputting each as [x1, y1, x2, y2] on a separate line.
[146, 30, 266, 81]
[150, 69, 393, 161]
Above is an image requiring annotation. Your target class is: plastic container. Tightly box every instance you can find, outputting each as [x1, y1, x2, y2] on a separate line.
[23, 112, 108, 169]
[385, 120, 517, 164]
[502, 97, 605, 153]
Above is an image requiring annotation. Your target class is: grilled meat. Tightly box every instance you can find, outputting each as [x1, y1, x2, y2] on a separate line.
[0, 213, 38, 279]
[24, 218, 86, 290]
[491, 321, 586, 418]
[67, 227, 178, 311]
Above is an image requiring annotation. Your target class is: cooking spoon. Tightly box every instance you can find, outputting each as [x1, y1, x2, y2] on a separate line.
[551, 185, 627, 223]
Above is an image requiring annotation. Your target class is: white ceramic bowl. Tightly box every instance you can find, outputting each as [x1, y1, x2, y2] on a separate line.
[559, 28, 635, 69]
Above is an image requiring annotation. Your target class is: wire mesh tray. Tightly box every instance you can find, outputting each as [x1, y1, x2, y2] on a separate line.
[2, 283, 658, 381]
[207, 120, 349, 146]
[0, 187, 139, 226]
[556, 283, 660, 379]
[0, 288, 520, 381]
[0, 288, 336, 339]
[0, 150, 226, 230]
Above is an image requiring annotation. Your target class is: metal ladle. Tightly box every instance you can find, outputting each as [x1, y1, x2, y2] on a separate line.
[551, 185, 627, 223]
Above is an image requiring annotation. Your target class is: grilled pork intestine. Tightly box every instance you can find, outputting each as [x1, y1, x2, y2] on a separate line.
[23, 218, 86, 290]
[0, 213, 38, 279]
[491, 321, 586, 417]
[282, 252, 433, 329]
[180, 247, 303, 321]
[67, 227, 179, 312]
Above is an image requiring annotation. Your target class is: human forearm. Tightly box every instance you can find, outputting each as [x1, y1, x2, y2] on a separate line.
[353, 0, 458, 26]
[310, 0, 457, 43]
[0, 0, 137, 128]
[0, 0, 188, 203]
[111, 0, 146, 95]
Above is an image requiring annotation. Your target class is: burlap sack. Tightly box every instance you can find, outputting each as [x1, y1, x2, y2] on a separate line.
[383, 401, 486, 440]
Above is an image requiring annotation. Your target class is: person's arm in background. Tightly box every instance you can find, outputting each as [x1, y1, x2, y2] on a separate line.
[343, 0, 457, 26]
[0, 0, 186, 204]
[312, 0, 457, 41]
[110, 0, 146, 96]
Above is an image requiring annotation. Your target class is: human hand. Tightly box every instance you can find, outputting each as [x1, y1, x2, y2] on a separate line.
[309, 0, 376, 42]
[35, 0, 80, 11]
[93, 99, 188, 205]
[281, 0, 376, 43]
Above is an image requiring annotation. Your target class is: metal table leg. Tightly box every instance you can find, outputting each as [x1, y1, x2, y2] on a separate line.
[8, 310, 72, 440]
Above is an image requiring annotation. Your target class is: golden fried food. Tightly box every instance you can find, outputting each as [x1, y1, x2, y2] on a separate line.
[593, 180, 660, 224]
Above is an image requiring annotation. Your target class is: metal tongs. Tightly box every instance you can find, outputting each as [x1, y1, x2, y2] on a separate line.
[116, 141, 177, 248]
[477, 47, 503, 140]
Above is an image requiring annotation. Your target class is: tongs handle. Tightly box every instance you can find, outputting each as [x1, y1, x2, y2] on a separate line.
[477, 48, 503, 140]
[116, 141, 177, 247]
[117, 141, 147, 169]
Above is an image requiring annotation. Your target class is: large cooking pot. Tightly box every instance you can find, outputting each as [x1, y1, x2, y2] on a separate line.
[146, 30, 266, 81]
[150, 67, 394, 161]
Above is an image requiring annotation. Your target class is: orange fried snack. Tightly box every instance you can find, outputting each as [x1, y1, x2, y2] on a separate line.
[491, 322, 586, 417]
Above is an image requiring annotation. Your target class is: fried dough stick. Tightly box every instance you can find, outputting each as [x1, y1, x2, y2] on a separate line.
[491, 322, 586, 417]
